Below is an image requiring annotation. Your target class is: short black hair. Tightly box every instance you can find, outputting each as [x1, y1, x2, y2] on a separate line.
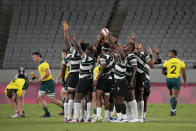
[32, 52, 42, 58]
[170, 49, 177, 56]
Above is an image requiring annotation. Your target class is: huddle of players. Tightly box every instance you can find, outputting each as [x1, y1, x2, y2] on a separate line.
[61, 21, 162, 123]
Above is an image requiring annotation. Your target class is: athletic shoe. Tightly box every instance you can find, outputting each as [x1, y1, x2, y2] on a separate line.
[11, 113, 21, 118]
[20, 111, 26, 117]
[143, 117, 147, 122]
[41, 112, 51, 117]
[65, 119, 71, 123]
[91, 117, 102, 123]
[63, 118, 67, 123]
[170, 111, 176, 116]
[128, 118, 139, 123]
[79, 119, 84, 123]
[84, 118, 92, 123]
[59, 112, 64, 116]
[69, 120, 78, 123]
[138, 118, 144, 123]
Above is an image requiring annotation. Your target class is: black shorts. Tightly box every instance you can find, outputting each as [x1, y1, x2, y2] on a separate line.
[76, 78, 93, 95]
[144, 80, 151, 96]
[135, 73, 145, 88]
[96, 78, 112, 93]
[113, 79, 128, 97]
[66, 72, 79, 90]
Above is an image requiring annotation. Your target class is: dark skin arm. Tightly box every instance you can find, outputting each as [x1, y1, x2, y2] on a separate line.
[154, 48, 162, 64]
[55, 64, 66, 84]
[147, 48, 154, 68]
[71, 32, 83, 56]
[162, 67, 167, 76]
[130, 65, 137, 88]
[62, 20, 71, 50]
[181, 68, 187, 88]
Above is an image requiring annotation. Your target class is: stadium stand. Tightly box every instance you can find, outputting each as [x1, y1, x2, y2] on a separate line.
[3, 0, 116, 69]
[2, 0, 196, 69]
[118, 0, 196, 62]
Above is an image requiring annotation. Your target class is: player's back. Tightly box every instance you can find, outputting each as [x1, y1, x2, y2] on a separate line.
[163, 58, 185, 78]
[38, 60, 52, 81]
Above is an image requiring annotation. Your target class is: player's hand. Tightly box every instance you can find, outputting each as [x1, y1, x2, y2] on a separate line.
[93, 79, 98, 87]
[71, 31, 76, 41]
[62, 20, 68, 31]
[31, 72, 37, 80]
[148, 48, 153, 55]
[55, 80, 58, 85]
[131, 32, 136, 41]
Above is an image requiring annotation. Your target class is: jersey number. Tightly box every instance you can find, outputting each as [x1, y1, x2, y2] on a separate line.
[171, 65, 177, 74]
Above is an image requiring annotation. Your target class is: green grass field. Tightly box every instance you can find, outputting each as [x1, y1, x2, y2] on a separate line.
[0, 104, 196, 131]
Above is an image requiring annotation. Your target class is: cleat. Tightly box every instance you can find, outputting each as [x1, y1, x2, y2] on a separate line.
[170, 111, 176, 116]
[84, 118, 92, 123]
[41, 113, 51, 117]
[128, 118, 139, 123]
[91, 117, 102, 123]
[79, 119, 84, 123]
[63, 118, 67, 123]
[138, 118, 144, 123]
[69, 120, 78, 123]
[11, 113, 21, 118]
[59, 112, 64, 116]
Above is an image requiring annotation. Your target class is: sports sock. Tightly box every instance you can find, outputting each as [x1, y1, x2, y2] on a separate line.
[139, 101, 144, 120]
[132, 99, 138, 119]
[64, 103, 68, 119]
[43, 107, 49, 114]
[67, 99, 73, 120]
[104, 110, 110, 120]
[79, 100, 85, 120]
[110, 111, 113, 118]
[170, 97, 177, 111]
[127, 101, 133, 120]
[144, 112, 146, 118]
[115, 104, 121, 113]
[94, 109, 97, 115]
[62, 98, 66, 110]
[97, 107, 102, 118]
[86, 102, 92, 120]
[121, 104, 126, 115]
[73, 103, 80, 120]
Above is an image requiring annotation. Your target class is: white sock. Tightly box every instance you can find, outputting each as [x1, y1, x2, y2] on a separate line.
[139, 101, 144, 120]
[64, 103, 68, 119]
[132, 99, 138, 119]
[110, 111, 113, 118]
[127, 101, 133, 120]
[67, 99, 73, 120]
[144, 112, 146, 118]
[97, 107, 102, 118]
[86, 102, 92, 120]
[79, 100, 84, 120]
[73, 103, 81, 120]
[117, 113, 122, 120]
[104, 110, 110, 120]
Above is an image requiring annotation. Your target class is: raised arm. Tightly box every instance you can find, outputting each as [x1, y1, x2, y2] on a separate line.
[147, 47, 154, 68]
[62, 20, 71, 49]
[71, 32, 83, 56]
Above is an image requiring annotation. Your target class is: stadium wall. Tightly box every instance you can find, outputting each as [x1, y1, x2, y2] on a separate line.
[0, 69, 196, 83]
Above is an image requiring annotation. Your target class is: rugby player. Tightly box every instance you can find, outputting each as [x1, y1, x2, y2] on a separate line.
[162, 49, 187, 116]
[55, 49, 71, 115]
[69, 32, 95, 123]
[62, 21, 81, 122]
[92, 34, 114, 122]
[134, 42, 154, 122]
[5, 74, 28, 118]
[32, 52, 63, 117]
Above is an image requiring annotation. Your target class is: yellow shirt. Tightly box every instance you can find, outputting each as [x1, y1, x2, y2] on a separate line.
[163, 58, 185, 78]
[93, 65, 99, 81]
[62, 60, 69, 80]
[38, 60, 52, 81]
[5, 78, 25, 96]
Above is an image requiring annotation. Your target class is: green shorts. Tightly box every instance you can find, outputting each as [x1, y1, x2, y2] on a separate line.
[166, 78, 180, 90]
[22, 80, 29, 91]
[38, 79, 55, 98]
